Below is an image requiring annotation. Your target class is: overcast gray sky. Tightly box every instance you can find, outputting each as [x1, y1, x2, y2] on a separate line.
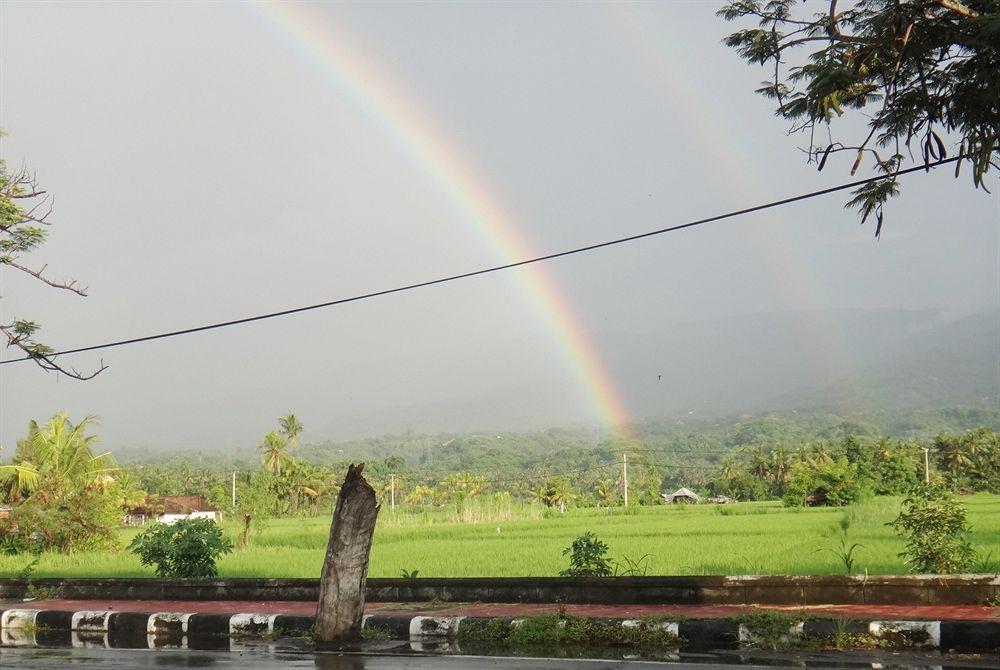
[0, 1, 996, 452]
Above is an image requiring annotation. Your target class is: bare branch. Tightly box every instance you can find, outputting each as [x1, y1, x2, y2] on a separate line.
[936, 0, 979, 18]
[3, 260, 88, 296]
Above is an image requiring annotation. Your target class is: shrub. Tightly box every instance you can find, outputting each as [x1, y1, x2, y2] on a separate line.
[559, 531, 613, 577]
[890, 484, 976, 573]
[0, 484, 120, 554]
[782, 457, 870, 507]
[129, 518, 233, 578]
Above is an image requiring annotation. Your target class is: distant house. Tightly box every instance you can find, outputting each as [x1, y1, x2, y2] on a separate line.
[706, 495, 735, 504]
[125, 495, 222, 525]
[661, 487, 702, 504]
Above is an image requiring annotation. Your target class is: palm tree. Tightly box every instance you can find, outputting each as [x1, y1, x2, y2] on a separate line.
[770, 445, 792, 494]
[279, 413, 304, 451]
[0, 462, 39, 503]
[746, 445, 770, 481]
[12, 413, 115, 501]
[594, 479, 615, 507]
[259, 431, 291, 476]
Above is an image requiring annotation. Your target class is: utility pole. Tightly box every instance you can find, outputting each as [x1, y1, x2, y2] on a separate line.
[390, 473, 396, 512]
[623, 452, 629, 508]
[923, 448, 930, 484]
[231, 471, 236, 511]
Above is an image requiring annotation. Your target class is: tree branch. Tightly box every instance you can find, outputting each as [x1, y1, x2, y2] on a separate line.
[936, 0, 979, 18]
[3, 260, 88, 296]
[0, 322, 106, 380]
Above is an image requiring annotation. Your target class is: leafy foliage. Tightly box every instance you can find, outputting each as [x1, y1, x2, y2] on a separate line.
[128, 518, 233, 578]
[0, 413, 121, 553]
[559, 531, 614, 577]
[890, 482, 977, 572]
[783, 456, 871, 507]
[718, 0, 999, 234]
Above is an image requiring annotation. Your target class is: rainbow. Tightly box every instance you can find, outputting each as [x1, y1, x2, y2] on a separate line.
[248, 2, 634, 436]
[606, 4, 864, 402]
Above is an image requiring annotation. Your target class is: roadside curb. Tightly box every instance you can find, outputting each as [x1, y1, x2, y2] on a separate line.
[1, 608, 997, 652]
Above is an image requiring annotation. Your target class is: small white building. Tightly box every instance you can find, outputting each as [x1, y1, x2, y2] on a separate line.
[126, 495, 222, 525]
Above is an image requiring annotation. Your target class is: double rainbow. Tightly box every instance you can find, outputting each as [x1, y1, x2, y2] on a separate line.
[249, 2, 634, 436]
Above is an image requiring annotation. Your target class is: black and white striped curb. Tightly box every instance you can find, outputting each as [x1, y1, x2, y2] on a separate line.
[1, 609, 997, 652]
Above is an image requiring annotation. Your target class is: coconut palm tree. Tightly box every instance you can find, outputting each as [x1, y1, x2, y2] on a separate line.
[594, 479, 616, 507]
[279, 413, 304, 451]
[259, 431, 291, 476]
[10, 412, 115, 501]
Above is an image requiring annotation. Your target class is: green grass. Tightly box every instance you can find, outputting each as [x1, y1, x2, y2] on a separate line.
[4, 495, 998, 578]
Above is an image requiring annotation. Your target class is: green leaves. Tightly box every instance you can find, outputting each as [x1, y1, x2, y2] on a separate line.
[560, 531, 613, 577]
[718, 0, 999, 234]
[890, 483, 978, 573]
[129, 518, 234, 578]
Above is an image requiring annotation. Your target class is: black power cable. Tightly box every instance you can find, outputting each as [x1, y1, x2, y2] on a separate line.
[0, 157, 959, 365]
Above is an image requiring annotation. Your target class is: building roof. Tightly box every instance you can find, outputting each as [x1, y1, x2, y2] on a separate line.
[662, 487, 702, 501]
[129, 495, 218, 515]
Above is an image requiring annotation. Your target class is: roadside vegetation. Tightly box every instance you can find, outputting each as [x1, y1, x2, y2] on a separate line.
[2, 408, 997, 578]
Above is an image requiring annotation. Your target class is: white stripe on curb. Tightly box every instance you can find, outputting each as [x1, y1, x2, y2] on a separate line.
[1, 609, 39, 630]
[71, 610, 112, 632]
[869, 620, 940, 648]
[622, 619, 680, 636]
[409, 616, 464, 640]
[229, 613, 278, 636]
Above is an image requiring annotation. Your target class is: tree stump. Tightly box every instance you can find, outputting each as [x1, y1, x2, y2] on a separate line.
[315, 463, 380, 643]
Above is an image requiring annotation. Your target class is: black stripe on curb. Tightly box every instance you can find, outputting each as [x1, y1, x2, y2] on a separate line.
[678, 620, 740, 648]
[188, 614, 231, 638]
[108, 611, 152, 649]
[940, 621, 1000, 652]
[274, 614, 314, 636]
[801, 620, 869, 638]
[34, 610, 73, 631]
[363, 615, 410, 639]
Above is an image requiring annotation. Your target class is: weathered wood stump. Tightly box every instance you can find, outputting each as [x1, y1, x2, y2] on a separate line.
[315, 463, 380, 643]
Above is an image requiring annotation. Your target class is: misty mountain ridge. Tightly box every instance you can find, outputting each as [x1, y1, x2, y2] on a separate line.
[110, 307, 999, 465]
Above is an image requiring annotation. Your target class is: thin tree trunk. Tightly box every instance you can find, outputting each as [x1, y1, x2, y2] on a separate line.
[315, 463, 380, 643]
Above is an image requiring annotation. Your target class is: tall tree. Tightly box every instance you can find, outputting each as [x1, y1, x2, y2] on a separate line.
[279, 413, 304, 451]
[719, 0, 998, 235]
[0, 140, 104, 378]
[259, 431, 291, 476]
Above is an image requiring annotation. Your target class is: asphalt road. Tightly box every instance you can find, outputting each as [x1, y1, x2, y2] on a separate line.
[2, 647, 997, 670]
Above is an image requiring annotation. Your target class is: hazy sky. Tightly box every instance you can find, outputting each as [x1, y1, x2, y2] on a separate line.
[0, 1, 996, 451]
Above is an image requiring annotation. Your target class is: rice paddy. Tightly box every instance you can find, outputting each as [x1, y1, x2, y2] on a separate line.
[4, 495, 998, 578]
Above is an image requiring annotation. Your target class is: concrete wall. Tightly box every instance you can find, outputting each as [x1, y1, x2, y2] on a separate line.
[2, 575, 997, 605]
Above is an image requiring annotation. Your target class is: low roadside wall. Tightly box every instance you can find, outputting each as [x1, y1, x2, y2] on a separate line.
[2, 575, 997, 605]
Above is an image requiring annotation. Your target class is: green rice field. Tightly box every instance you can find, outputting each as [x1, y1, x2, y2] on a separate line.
[4, 495, 998, 578]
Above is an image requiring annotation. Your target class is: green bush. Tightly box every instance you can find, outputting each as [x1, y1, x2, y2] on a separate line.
[128, 518, 233, 578]
[782, 457, 870, 507]
[890, 484, 976, 573]
[559, 531, 613, 577]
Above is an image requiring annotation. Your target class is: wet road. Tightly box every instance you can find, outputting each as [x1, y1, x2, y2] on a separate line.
[0, 647, 733, 669]
[2, 646, 997, 670]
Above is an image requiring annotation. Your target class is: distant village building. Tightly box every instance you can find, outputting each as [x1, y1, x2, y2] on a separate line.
[661, 487, 701, 504]
[705, 495, 735, 504]
[125, 495, 222, 525]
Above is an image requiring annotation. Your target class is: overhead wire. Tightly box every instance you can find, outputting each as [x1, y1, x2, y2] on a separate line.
[0, 157, 960, 366]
